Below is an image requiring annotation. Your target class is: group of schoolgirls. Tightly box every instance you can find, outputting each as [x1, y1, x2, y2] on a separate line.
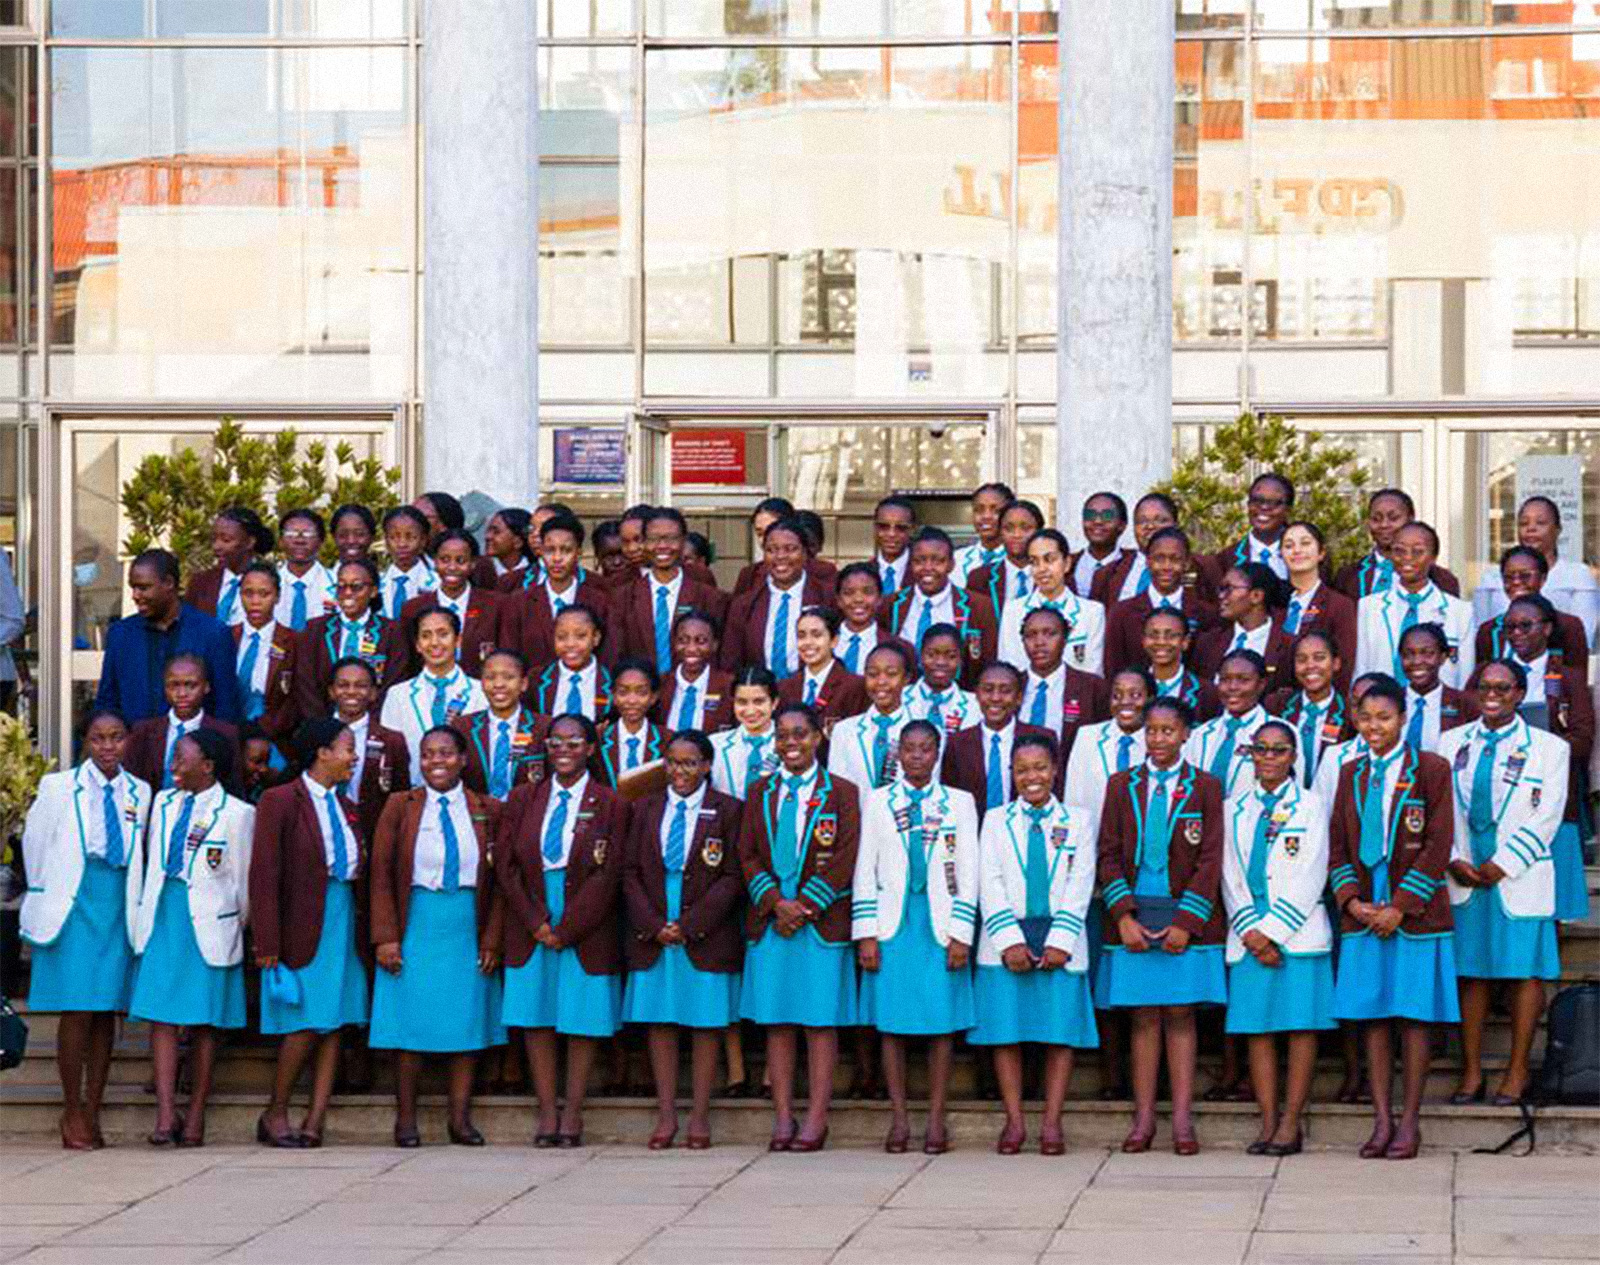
[25, 481, 1592, 1158]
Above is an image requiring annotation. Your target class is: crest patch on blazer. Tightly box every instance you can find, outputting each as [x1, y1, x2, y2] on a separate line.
[205, 844, 224, 870]
[592, 838, 608, 866]
[1403, 805, 1425, 835]
[1183, 818, 1202, 845]
[702, 838, 723, 867]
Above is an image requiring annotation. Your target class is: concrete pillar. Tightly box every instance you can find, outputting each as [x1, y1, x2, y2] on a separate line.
[421, 0, 539, 502]
[1056, 1, 1174, 527]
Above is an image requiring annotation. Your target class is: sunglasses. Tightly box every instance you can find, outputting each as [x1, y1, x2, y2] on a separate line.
[1082, 509, 1123, 524]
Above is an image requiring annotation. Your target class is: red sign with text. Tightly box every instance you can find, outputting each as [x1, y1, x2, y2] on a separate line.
[671, 430, 747, 485]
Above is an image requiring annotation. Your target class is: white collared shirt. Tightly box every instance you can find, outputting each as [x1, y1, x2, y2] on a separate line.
[978, 719, 1017, 803]
[711, 726, 777, 801]
[434, 586, 471, 624]
[347, 713, 371, 802]
[1514, 651, 1550, 708]
[555, 660, 599, 720]
[876, 552, 909, 594]
[1405, 683, 1447, 752]
[215, 567, 248, 627]
[763, 578, 805, 676]
[541, 774, 590, 869]
[163, 710, 204, 777]
[302, 774, 358, 879]
[1023, 664, 1064, 729]
[380, 558, 436, 618]
[837, 623, 881, 675]
[1284, 580, 1322, 635]
[659, 784, 708, 860]
[616, 717, 653, 772]
[1117, 552, 1151, 602]
[275, 561, 335, 628]
[380, 669, 488, 766]
[1072, 549, 1118, 598]
[1000, 558, 1031, 602]
[671, 666, 713, 730]
[235, 624, 274, 696]
[1221, 619, 1272, 666]
[79, 762, 135, 861]
[797, 660, 835, 707]
[545, 576, 578, 614]
[902, 585, 955, 642]
[1244, 533, 1288, 580]
[413, 783, 480, 889]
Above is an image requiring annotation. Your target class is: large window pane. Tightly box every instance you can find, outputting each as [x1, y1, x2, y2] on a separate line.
[536, 0, 634, 38]
[52, 0, 407, 38]
[1255, 1, 1599, 29]
[1249, 34, 1600, 400]
[50, 47, 413, 400]
[645, 44, 1011, 396]
[540, 47, 630, 161]
[541, 165, 629, 345]
[645, 0, 1015, 38]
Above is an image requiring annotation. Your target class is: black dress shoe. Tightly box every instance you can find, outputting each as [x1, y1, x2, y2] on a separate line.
[1245, 1139, 1273, 1156]
[394, 1124, 421, 1149]
[1448, 1084, 1486, 1105]
[533, 1132, 562, 1148]
[448, 1123, 486, 1147]
[1265, 1133, 1303, 1157]
[256, 1116, 305, 1149]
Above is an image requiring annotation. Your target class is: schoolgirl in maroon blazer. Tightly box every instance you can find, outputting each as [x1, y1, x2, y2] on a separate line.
[656, 610, 737, 735]
[123, 653, 239, 790]
[622, 730, 746, 1149]
[1193, 562, 1294, 694]
[1266, 630, 1354, 789]
[1104, 527, 1216, 676]
[719, 518, 832, 676]
[231, 563, 299, 748]
[1016, 606, 1109, 772]
[185, 506, 274, 623]
[250, 719, 370, 1147]
[327, 656, 410, 843]
[293, 558, 408, 722]
[1279, 522, 1358, 692]
[399, 530, 505, 680]
[474, 507, 536, 593]
[777, 606, 869, 739]
[499, 515, 613, 676]
[1142, 607, 1222, 723]
[453, 649, 550, 799]
[495, 713, 629, 1147]
[966, 499, 1045, 619]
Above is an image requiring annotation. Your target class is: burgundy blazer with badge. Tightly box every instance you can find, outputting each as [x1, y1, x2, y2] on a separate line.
[623, 787, 745, 974]
[965, 559, 1030, 620]
[293, 612, 409, 722]
[608, 573, 728, 667]
[594, 719, 668, 789]
[1328, 747, 1453, 935]
[400, 589, 505, 679]
[1282, 585, 1358, 693]
[495, 777, 628, 975]
[939, 721, 1056, 822]
[1332, 555, 1461, 602]
[718, 575, 833, 675]
[1105, 590, 1218, 677]
[1193, 613, 1295, 695]
[452, 707, 551, 799]
[656, 667, 736, 734]
[733, 558, 838, 602]
[498, 575, 614, 675]
[737, 767, 860, 945]
[370, 788, 503, 952]
[1079, 547, 1138, 603]
[232, 621, 300, 745]
[877, 585, 999, 690]
[1040, 665, 1110, 771]
[1097, 762, 1226, 946]
[249, 778, 368, 970]
[1474, 612, 1590, 680]
[776, 661, 869, 734]
[124, 715, 240, 792]
[352, 716, 410, 843]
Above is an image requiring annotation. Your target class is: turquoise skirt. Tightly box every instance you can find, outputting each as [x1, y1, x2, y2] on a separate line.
[1094, 943, 1227, 1009]
[128, 882, 245, 1029]
[1332, 930, 1460, 1023]
[1453, 890, 1560, 981]
[1553, 821, 1590, 921]
[370, 887, 506, 1053]
[969, 964, 1098, 1048]
[858, 896, 974, 1036]
[1225, 952, 1336, 1035]
[739, 925, 857, 1028]
[27, 858, 133, 1014]
[622, 873, 738, 1029]
[260, 880, 370, 1035]
[503, 870, 622, 1037]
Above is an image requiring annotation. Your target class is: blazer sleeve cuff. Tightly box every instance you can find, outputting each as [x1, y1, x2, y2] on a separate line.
[1102, 877, 1135, 920]
[1172, 909, 1207, 938]
[1177, 890, 1214, 925]
[1493, 827, 1547, 879]
[800, 875, 841, 912]
[949, 897, 978, 942]
[983, 907, 1024, 954]
[850, 898, 878, 941]
[1393, 869, 1441, 912]
[748, 871, 779, 909]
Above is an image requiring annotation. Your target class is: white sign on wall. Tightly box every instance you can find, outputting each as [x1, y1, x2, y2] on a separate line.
[1516, 454, 1584, 549]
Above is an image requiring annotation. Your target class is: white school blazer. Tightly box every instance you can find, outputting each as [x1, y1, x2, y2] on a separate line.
[20, 765, 151, 946]
[1221, 780, 1333, 964]
[127, 786, 255, 968]
[1183, 706, 1270, 800]
[975, 797, 1099, 972]
[852, 781, 979, 948]
[996, 588, 1106, 676]
[379, 670, 489, 769]
[1312, 735, 1367, 806]
[1354, 585, 1475, 690]
[1439, 718, 1568, 921]
[1063, 719, 1145, 813]
[827, 706, 912, 795]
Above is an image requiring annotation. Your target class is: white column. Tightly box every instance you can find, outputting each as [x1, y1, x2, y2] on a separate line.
[1056, 1, 1174, 526]
[422, 0, 539, 501]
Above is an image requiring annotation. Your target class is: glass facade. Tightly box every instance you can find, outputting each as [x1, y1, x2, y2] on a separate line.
[9, 1, 1600, 755]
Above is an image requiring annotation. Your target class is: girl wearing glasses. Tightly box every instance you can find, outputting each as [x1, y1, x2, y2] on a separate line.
[1140, 607, 1221, 722]
[1221, 719, 1334, 1156]
[274, 509, 334, 632]
[1202, 473, 1294, 595]
[293, 558, 407, 722]
[1105, 526, 1216, 677]
[1195, 563, 1292, 694]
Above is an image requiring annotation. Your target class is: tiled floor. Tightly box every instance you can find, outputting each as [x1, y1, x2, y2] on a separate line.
[0, 1143, 1595, 1264]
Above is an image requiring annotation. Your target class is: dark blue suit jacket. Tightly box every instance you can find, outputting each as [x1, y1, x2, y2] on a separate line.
[94, 603, 242, 724]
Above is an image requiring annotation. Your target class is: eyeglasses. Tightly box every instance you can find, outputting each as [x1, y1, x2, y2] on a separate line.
[1478, 681, 1522, 696]
[1502, 619, 1545, 634]
[1248, 495, 1288, 510]
[1082, 509, 1122, 524]
[335, 581, 371, 593]
[1250, 743, 1296, 757]
[281, 529, 320, 542]
[545, 736, 590, 751]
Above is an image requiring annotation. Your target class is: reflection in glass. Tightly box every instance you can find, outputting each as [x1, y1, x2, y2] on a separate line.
[540, 46, 631, 161]
[49, 47, 413, 400]
[1254, 0, 1598, 29]
[645, 0, 1014, 38]
[537, 0, 634, 38]
[52, 0, 407, 38]
[541, 166, 630, 345]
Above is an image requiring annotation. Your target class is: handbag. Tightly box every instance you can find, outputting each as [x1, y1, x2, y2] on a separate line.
[1134, 896, 1178, 933]
[1018, 915, 1051, 957]
[0, 995, 27, 1071]
[262, 964, 303, 1008]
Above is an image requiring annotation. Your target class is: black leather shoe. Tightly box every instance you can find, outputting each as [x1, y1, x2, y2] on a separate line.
[448, 1123, 486, 1147]
[394, 1124, 421, 1148]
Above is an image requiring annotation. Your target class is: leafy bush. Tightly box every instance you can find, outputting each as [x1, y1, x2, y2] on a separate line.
[0, 712, 53, 849]
[121, 419, 403, 577]
[1154, 412, 1371, 570]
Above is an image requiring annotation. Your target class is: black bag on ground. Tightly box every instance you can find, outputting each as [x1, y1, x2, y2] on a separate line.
[1537, 982, 1600, 1107]
[0, 994, 26, 1071]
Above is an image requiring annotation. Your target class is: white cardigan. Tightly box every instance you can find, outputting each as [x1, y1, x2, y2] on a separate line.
[127, 786, 255, 967]
[21, 765, 151, 946]
[852, 781, 979, 947]
[1221, 780, 1333, 964]
[1440, 717, 1568, 921]
[975, 797, 1099, 971]
[1355, 585, 1476, 690]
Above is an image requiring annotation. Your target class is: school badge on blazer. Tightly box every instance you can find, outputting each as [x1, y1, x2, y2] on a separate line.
[703, 838, 723, 867]
[592, 838, 608, 866]
[205, 844, 224, 870]
[1404, 806, 1425, 835]
[1183, 819, 1202, 845]
[814, 816, 836, 848]
[1531, 787, 1542, 808]
[1283, 834, 1300, 858]
[1051, 825, 1070, 850]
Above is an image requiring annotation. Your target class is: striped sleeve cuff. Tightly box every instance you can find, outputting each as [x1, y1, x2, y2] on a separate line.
[984, 908, 1019, 935]
[1330, 863, 1358, 896]
[1051, 909, 1085, 937]
[950, 898, 978, 931]
[748, 872, 777, 905]
[1505, 829, 1549, 868]
[801, 875, 841, 911]
[1270, 898, 1306, 933]
[1230, 905, 1261, 934]
[1103, 878, 1133, 908]
[1177, 892, 1213, 923]
[1396, 870, 1440, 902]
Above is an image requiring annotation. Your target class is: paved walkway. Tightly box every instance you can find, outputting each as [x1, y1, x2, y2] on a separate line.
[1, 1144, 1595, 1264]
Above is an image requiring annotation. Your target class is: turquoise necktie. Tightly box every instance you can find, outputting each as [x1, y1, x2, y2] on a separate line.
[743, 735, 768, 794]
[238, 630, 264, 721]
[1358, 754, 1394, 870]
[1134, 564, 1152, 596]
[654, 585, 672, 674]
[1285, 594, 1303, 635]
[326, 790, 349, 879]
[772, 590, 792, 676]
[164, 794, 194, 877]
[437, 796, 461, 892]
[564, 672, 584, 717]
[1138, 773, 1171, 875]
[1393, 593, 1425, 674]
[1029, 678, 1049, 728]
[1468, 728, 1510, 865]
[218, 575, 240, 623]
[1299, 703, 1321, 787]
[1231, 628, 1248, 651]
[677, 681, 698, 730]
[665, 799, 688, 872]
[804, 676, 819, 706]
[906, 788, 929, 894]
[1247, 791, 1280, 912]
[290, 579, 308, 631]
[102, 782, 125, 867]
[986, 732, 1004, 809]
[542, 788, 570, 864]
[882, 562, 898, 594]
[340, 618, 362, 658]
[925, 691, 948, 732]
[490, 720, 512, 798]
[1014, 567, 1027, 599]
[1211, 716, 1247, 783]
[916, 599, 934, 648]
[626, 735, 641, 770]
[1116, 733, 1134, 772]
[430, 677, 451, 726]
[162, 721, 189, 790]
[390, 573, 408, 617]
[843, 632, 862, 674]
[1024, 805, 1050, 918]
[872, 715, 895, 787]
[1406, 696, 1426, 752]
[774, 775, 805, 889]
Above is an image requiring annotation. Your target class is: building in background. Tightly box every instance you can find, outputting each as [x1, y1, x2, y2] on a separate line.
[2, 0, 1597, 756]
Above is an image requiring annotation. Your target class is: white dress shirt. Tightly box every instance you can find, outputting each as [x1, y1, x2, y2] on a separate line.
[907, 678, 978, 735]
[901, 585, 956, 643]
[1220, 619, 1273, 666]
[554, 660, 600, 720]
[763, 578, 805, 674]
[876, 552, 909, 594]
[545, 576, 579, 614]
[976, 720, 1018, 802]
[80, 762, 136, 861]
[1022, 664, 1065, 729]
[412, 784, 481, 889]
[302, 774, 358, 879]
[347, 713, 372, 802]
[1116, 552, 1151, 602]
[1404, 683, 1447, 753]
[837, 623, 882, 675]
[275, 561, 335, 628]
[671, 666, 714, 730]
[659, 784, 708, 861]
[380, 558, 437, 618]
[1072, 549, 1119, 599]
[1241, 533, 1288, 580]
[235, 623, 274, 696]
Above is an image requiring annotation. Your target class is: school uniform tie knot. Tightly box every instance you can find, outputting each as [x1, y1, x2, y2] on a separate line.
[564, 671, 585, 717]
[1013, 568, 1028, 599]
[1258, 546, 1271, 566]
[430, 676, 452, 726]
[542, 788, 571, 865]
[872, 714, 896, 787]
[391, 573, 409, 615]
[804, 676, 819, 706]
[986, 731, 1005, 809]
[743, 734, 768, 793]
[1230, 628, 1248, 652]
[1116, 733, 1134, 772]
[1405, 695, 1427, 752]
[626, 734, 641, 769]
[101, 782, 126, 867]
[677, 680, 699, 729]
[1284, 594, 1304, 635]
[291, 579, 309, 631]
[843, 632, 862, 674]
[1358, 753, 1396, 870]
[1211, 716, 1249, 781]
[925, 690, 948, 731]
[1299, 703, 1322, 785]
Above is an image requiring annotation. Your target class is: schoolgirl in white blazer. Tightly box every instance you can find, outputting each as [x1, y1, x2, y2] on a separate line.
[853, 721, 979, 1155]
[1064, 669, 1152, 811]
[710, 667, 780, 801]
[1220, 721, 1334, 1156]
[828, 642, 915, 795]
[1441, 660, 1568, 1107]
[1354, 522, 1474, 690]
[379, 607, 488, 769]
[1184, 649, 1271, 799]
[972, 732, 1099, 1157]
[21, 710, 151, 1149]
[126, 728, 254, 1147]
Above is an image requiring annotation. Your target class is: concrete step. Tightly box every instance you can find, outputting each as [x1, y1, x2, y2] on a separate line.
[1, 1084, 1594, 1153]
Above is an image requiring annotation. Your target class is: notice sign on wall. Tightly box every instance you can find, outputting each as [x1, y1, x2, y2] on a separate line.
[671, 430, 747, 485]
[552, 428, 626, 485]
[1517, 455, 1583, 549]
